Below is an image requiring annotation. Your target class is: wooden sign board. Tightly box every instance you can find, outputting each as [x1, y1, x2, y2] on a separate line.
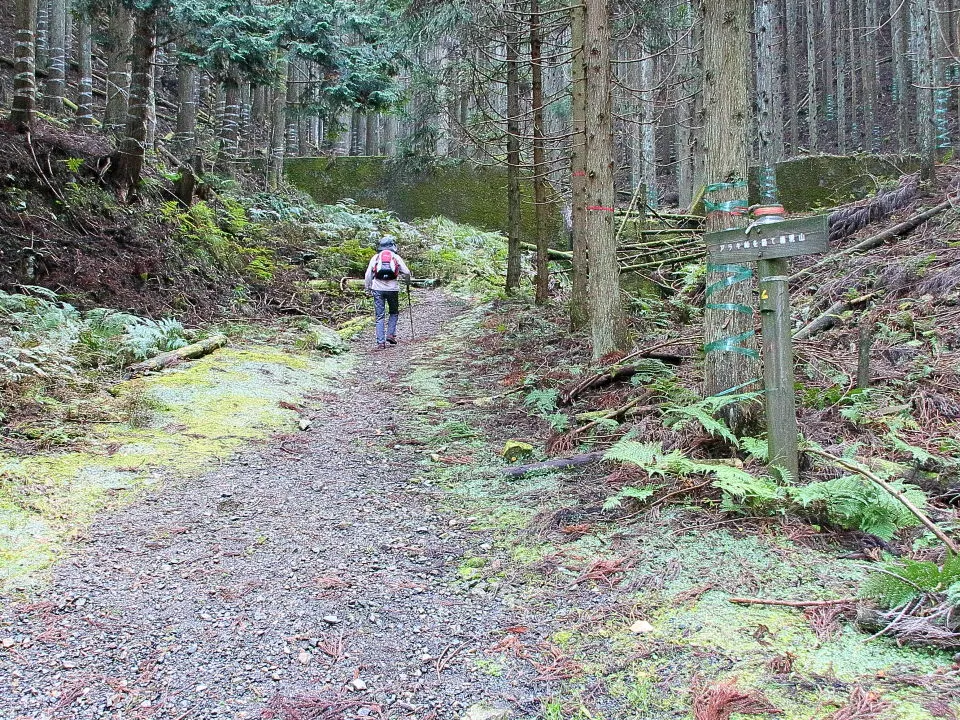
[705, 214, 829, 264]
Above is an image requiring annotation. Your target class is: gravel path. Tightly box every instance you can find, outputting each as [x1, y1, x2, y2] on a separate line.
[1, 292, 535, 720]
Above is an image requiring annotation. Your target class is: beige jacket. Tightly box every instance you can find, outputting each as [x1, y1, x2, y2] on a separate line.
[364, 251, 411, 292]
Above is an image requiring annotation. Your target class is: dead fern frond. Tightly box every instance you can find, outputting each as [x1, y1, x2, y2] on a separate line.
[691, 677, 782, 720]
[804, 604, 846, 641]
[827, 685, 890, 720]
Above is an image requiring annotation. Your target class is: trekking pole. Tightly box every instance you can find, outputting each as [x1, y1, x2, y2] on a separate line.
[406, 278, 414, 340]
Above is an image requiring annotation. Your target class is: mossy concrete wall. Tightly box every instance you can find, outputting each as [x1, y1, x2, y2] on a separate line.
[284, 157, 563, 244]
[748, 154, 922, 212]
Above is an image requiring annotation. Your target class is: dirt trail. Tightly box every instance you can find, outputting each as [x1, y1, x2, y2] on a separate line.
[0, 292, 530, 720]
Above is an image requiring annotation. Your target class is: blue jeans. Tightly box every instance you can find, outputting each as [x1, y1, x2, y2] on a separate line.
[372, 290, 399, 344]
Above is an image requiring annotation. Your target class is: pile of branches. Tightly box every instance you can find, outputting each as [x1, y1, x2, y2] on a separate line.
[857, 555, 960, 649]
[827, 173, 920, 242]
[859, 601, 960, 648]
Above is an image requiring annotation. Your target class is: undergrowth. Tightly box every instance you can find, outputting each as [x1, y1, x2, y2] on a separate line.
[0, 287, 189, 427]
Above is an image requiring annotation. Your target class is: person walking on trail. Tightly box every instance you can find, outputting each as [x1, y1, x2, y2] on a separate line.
[365, 236, 411, 350]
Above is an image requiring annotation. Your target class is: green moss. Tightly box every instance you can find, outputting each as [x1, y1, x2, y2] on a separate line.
[510, 543, 548, 565]
[458, 555, 489, 581]
[0, 345, 351, 594]
[285, 156, 564, 245]
[748, 154, 922, 212]
[472, 657, 506, 677]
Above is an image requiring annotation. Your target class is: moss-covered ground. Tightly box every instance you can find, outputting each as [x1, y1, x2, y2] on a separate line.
[404, 305, 958, 720]
[0, 343, 352, 595]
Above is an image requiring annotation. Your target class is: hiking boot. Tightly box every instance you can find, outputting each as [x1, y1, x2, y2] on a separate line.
[376, 342, 387, 350]
[386, 335, 397, 345]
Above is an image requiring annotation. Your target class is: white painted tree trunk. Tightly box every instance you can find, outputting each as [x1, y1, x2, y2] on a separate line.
[10, 0, 39, 126]
[76, 13, 94, 126]
[639, 27, 657, 209]
[44, 0, 65, 114]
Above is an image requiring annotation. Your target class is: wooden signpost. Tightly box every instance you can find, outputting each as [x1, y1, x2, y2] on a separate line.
[704, 213, 830, 480]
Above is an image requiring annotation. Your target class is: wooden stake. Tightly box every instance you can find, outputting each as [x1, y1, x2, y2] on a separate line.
[758, 258, 799, 481]
[857, 318, 874, 389]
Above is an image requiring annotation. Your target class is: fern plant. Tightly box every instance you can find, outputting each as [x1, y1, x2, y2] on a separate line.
[628, 358, 675, 385]
[524, 388, 569, 432]
[861, 555, 960, 609]
[654, 381, 760, 447]
[603, 439, 782, 509]
[789, 475, 926, 540]
[120, 319, 188, 362]
[603, 484, 660, 511]
[524, 387, 560, 415]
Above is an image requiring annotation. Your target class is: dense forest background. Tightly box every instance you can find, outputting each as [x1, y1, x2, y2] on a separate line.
[2, 0, 957, 201]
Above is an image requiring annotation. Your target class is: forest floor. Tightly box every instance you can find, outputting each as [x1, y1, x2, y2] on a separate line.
[1, 290, 957, 720]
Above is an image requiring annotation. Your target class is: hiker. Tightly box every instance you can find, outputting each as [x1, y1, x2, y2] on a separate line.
[364, 236, 411, 349]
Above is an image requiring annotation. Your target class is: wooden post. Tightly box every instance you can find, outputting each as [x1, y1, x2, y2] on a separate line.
[857, 318, 873, 389]
[757, 257, 799, 480]
[705, 213, 828, 481]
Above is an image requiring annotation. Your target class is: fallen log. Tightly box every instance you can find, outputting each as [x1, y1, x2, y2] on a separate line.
[792, 291, 881, 341]
[827, 173, 920, 242]
[125, 334, 227, 377]
[503, 451, 606, 477]
[620, 251, 705, 272]
[519, 242, 572, 260]
[792, 197, 955, 284]
[561, 337, 696, 405]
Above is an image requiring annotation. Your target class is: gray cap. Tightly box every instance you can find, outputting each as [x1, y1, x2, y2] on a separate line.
[378, 235, 397, 250]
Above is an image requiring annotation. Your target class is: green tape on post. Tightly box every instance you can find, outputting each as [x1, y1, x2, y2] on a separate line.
[706, 264, 753, 295]
[713, 377, 762, 397]
[704, 330, 759, 359]
[704, 199, 748, 214]
[704, 263, 758, 360]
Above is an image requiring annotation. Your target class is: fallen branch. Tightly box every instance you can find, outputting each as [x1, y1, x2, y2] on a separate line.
[519, 242, 572, 260]
[125, 334, 227, 377]
[792, 197, 955, 284]
[792, 291, 881, 341]
[806, 447, 960, 555]
[621, 251, 705, 272]
[571, 392, 650, 439]
[560, 338, 694, 404]
[559, 355, 683, 405]
[503, 451, 606, 478]
[729, 596, 858, 608]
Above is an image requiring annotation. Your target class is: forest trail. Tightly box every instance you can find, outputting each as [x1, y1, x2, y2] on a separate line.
[0, 292, 533, 720]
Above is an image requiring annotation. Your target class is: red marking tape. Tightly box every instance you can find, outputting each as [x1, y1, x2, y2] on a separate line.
[572, 170, 586, 177]
[586, 205, 615, 212]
